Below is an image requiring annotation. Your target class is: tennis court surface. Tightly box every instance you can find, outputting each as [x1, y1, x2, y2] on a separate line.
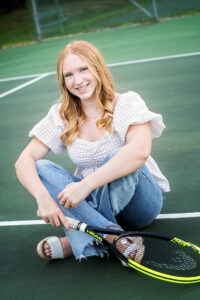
[0, 15, 200, 299]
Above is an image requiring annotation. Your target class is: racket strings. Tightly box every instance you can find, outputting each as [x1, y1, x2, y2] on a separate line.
[146, 250, 197, 271]
[141, 237, 200, 277]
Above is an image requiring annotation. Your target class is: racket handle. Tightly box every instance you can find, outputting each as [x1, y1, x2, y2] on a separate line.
[65, 216, 88, 233]
[65, 216, 81, 229]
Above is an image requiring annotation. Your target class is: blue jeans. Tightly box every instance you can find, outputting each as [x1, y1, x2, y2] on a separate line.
[35, 151, 163, 260]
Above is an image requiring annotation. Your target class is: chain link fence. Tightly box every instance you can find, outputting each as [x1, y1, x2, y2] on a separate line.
[29, 0, 200, 40]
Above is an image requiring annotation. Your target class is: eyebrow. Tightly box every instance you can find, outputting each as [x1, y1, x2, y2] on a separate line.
[63, 64, 87, 76]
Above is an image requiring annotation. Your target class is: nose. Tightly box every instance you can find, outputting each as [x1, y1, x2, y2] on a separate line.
[74, 73, 83, 86]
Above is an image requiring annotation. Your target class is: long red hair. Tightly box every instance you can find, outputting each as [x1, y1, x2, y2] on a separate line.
[57, 40, 115, 145]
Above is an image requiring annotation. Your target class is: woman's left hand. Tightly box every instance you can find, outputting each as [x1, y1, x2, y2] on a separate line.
[58, 181, 91, 208]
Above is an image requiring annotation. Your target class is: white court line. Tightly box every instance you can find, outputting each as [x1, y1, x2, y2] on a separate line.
[0, 71, 56, 82]
[156, 212, 200, 219]
[0, 51, 200, 83]
[107, 51, 200, 67]
[0, 73, 50, 98]
[0, 220, 45, 226]
[0, 74, 45, 82]
[0, 212, 200, 226]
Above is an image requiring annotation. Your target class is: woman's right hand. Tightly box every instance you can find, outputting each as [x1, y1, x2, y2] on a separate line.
[37, 194, 70, 231]
[15, 137, 70, 232]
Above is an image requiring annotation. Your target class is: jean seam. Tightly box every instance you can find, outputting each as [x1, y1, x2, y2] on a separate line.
[138, 167, 155, 185]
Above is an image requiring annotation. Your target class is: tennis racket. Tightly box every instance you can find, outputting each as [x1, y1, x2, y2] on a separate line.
[65, 216, 200, 284]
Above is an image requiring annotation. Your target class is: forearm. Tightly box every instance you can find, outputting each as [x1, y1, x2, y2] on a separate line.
[15, 155, 49, 203]
[82, 142, 150, 191]
[15, 139, 70, 230]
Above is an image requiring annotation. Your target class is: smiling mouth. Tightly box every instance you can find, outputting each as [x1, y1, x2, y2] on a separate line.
[76, 84, 89, 92]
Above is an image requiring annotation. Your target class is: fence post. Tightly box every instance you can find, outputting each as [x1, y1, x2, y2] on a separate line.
[55, 0, 64, 33]
[31, 0, 42, 41]
[152, 0, 159, 22]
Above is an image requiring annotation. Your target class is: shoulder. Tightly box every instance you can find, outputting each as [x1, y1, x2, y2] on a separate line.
[113, 91, 166, 141]
[114, 91, 147, 115]
[29, 103, 66, 154]
[47, 103, 62, 115]
[46, 103, 64, 125]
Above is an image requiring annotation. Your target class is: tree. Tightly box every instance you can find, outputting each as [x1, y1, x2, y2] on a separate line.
[0, 0, 27, 16]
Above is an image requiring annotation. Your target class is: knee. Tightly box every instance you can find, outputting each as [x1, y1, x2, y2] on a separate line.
[117, 188, 163, 230]
[137, 192, 163, 229]
[35, 159, 51, 177]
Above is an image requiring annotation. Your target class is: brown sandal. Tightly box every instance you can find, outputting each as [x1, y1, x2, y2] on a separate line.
[37, 236, 64, 260]
[115, 236, 145, 266]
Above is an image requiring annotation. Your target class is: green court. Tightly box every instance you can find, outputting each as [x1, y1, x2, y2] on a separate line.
[0, 15, 200, 299]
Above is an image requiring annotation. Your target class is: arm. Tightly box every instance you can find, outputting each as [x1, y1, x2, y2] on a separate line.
[15, 137, 70, 230]
[59, 122, 152, 208]
[83, 122, 152, 189]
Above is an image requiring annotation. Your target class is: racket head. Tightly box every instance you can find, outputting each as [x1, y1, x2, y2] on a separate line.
[65, 217, 200, 283]
[112, 232, 200, 284]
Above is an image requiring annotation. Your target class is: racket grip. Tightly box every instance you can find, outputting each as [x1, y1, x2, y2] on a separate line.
[65, 216, 81, 230]
[65, 216, 88, 232]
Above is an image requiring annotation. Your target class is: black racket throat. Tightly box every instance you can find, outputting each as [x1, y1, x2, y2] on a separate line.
[85, 225, 128, 262]
[85, 225, 171, 242]
[86, 225, 123, 235]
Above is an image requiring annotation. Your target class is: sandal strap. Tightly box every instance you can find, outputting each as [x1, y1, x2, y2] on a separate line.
[37, 236, 64, 260]
[123, 243, 137, 257]
[47, 237, 64, 259]
[114, 236, 145, 266]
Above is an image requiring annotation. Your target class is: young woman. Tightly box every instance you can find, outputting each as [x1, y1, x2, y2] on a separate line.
[15, 40, 170, 263]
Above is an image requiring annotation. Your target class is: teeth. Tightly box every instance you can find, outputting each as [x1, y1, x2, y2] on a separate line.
[77, 85, 88, 91]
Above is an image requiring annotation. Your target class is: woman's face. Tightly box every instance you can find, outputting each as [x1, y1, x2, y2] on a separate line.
[62, 53, 97, 102]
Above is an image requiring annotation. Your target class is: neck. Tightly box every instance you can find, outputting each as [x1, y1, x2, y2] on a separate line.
[81, 99, 101, 119]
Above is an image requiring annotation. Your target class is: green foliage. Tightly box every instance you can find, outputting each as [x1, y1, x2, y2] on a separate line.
[0, 9, 33, 48]
[0, 0, 200, 49]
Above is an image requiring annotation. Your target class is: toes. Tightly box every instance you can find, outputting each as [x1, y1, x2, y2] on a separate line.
[44, 242, 49, 249]
[129, 250, 136, 260]
[44, 242, 52, 258]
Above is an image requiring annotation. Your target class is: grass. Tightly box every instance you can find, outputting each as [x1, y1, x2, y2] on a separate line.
[0, 0, 200, 49]
[0, 9, 34, 48]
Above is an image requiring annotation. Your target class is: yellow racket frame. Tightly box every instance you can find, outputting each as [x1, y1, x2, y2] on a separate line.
[127, 237, 200, 284]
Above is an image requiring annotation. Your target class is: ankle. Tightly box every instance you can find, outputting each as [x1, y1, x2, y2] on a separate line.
[105, 234, 116, 244]
[60, 237, 73, 258]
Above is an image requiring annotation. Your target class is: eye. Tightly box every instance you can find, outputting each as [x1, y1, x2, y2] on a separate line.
[64, 73, 72, 78]
[81, 67, 88, 72]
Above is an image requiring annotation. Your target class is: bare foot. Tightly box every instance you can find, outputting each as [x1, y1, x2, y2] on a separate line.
[44, 237, 73, 259]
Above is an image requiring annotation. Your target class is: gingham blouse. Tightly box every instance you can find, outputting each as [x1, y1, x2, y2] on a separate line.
[29, 91, 170, 192]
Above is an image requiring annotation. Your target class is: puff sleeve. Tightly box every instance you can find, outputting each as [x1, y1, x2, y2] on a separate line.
[29, 104, 66, 154]
[113, 91, 166, 142]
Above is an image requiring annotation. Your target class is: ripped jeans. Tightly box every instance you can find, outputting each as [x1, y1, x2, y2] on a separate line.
[35, 151, 163, 260]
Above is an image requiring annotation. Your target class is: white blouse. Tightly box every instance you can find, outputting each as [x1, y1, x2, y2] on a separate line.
[29, 91, 170, 192]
